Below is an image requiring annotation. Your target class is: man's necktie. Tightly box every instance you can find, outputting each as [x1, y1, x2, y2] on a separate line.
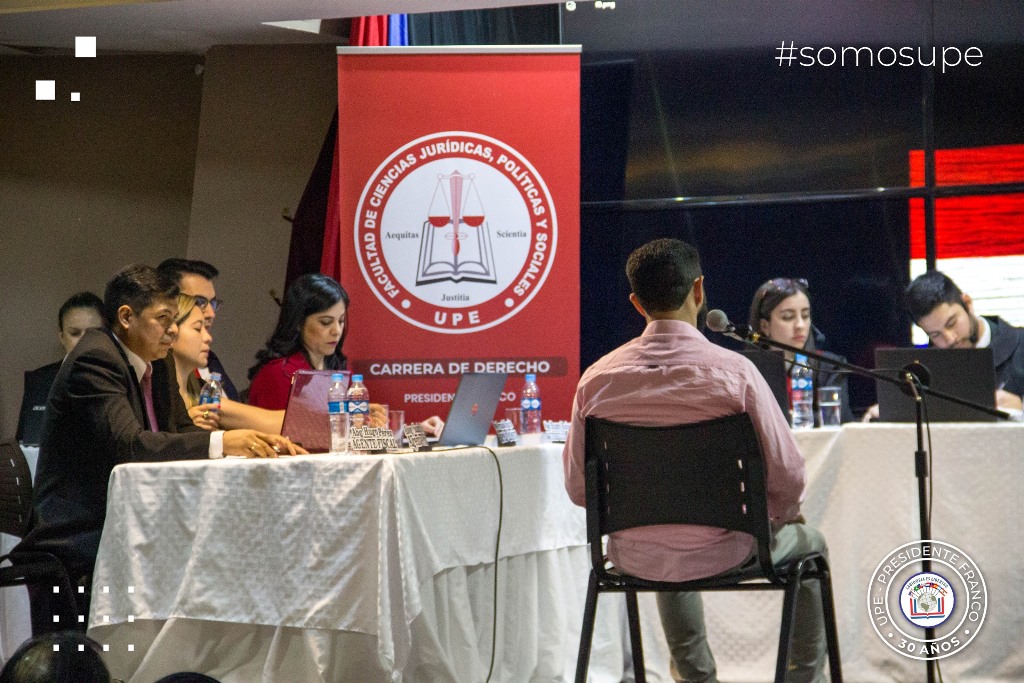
[140, 364, 159, 433]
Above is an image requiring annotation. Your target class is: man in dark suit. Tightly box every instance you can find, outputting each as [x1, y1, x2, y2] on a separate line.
[157, 258, 239, 400]
[15, 292, 105, 445]
[15, 264, 299, 635]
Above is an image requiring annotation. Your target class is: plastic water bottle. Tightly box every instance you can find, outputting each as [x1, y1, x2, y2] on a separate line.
[346, 374, 370, 429]
[198, 372, 223, 408]
[791, 355, 814, 430]
[328, 372, 348, 453]
[520, 373, 542, 434]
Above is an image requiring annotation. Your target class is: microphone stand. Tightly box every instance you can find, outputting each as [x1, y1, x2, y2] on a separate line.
[713, 324, 1010, 683]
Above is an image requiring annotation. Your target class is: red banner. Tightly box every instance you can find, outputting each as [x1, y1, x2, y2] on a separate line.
[335, 47, 580, 424]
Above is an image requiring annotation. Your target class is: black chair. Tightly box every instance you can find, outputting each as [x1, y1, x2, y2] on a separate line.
[575, 413, 842, 683]
[0, 439, 78, 633]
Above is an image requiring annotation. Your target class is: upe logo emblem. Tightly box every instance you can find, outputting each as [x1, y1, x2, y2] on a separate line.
[901, 572, 954, 627]
[355, 131, 557, 334]
[867, 541, 986, 660]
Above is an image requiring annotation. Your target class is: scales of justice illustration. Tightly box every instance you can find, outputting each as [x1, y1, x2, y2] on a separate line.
[416, 171, 499, 286]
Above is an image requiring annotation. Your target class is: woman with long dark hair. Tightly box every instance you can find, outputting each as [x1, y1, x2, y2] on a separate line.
[749, 277, 854, 424]
[248, 273, 349, 410]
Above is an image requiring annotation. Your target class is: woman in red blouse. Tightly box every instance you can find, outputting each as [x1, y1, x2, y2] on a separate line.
[247, 273, 349, 410]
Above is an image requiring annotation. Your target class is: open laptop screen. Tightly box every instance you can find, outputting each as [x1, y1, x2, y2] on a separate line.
[437, 372, 508, 447]
[875, 347, 996, 422]
[281, 370, 350, 453]
[741, 349, 791, 426]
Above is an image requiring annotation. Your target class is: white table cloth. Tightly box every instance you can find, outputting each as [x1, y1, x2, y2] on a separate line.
[54, 423, 1024, 682]
[0, 445, 39, 662]
[88, 444, 670, 682]
[702, 423, 1024, 683]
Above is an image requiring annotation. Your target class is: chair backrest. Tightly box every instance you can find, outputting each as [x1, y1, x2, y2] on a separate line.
[0, 439, 34, 538]
[584, 413, 774, 574]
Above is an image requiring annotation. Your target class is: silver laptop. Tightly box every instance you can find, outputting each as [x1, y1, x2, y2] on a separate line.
[437, 372, 508, 447]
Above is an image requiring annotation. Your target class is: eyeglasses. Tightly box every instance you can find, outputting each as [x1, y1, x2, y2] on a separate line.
[193, 295, 223, 312]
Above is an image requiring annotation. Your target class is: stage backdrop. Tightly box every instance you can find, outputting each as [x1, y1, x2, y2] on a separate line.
[335, 46, 580, 424]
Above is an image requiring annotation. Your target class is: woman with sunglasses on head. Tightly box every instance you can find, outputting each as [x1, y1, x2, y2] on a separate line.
[247, 273, 444, 435]
[749, 278, 854, 424]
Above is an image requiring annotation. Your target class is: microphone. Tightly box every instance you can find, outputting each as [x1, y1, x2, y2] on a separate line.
[899, 361, 931, 399]
[706, 309, 758, 342]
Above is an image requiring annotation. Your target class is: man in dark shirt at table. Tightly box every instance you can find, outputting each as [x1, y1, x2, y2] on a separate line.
[157, 257, 239, 400]
[906, 270, 1024, 411]
[15, 264, 297, 635]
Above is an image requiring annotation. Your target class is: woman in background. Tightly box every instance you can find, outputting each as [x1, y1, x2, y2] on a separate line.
[749, 277, 854, 424]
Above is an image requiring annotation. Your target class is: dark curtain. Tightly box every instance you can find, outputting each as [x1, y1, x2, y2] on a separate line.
[285, 111, 338, 292]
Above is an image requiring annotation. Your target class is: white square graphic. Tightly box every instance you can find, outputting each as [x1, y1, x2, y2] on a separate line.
[71, 92, 81, 102]
[78, 644, 85, 652]
[75, 36, 96, 58]
[36, 80, 56, 101]
[128, 644, 135, 652]
[103, 644, 110, 652]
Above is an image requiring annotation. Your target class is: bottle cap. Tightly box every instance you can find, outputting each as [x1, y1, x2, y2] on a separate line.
[795, 355, 807, 364]
[210, 372, 222, 381]
[353, 374, 363, 382]
[331, 373, 345, 382]
[525, 373, 536, 382]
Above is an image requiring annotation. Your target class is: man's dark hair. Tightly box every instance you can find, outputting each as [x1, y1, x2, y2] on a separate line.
[0, 631, 111, 683]
[905, 270, 965, 322]
[103, 264, 179, 327]
[157, 258, 220, 284]
[57, 291, 105, 330]
[625, 238, 702, 313]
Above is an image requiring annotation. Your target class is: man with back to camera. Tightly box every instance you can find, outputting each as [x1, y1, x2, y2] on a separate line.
[862, 270, 1024, 420]
[15, 264, 301, 635]
[562, 238, 828, 682]
[16, 292, 105, 444]
[156, 257, 239, 400]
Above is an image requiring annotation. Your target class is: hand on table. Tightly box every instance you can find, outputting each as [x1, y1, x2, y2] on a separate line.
[996, 389, 1023, 413]
[223, 430, 307, 458]
[420, 415, 444, 437]
[861, 404, 879, 422]
[188, 403, 221, 431]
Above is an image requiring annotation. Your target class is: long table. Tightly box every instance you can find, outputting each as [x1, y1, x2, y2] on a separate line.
[702, 424, 1024, 682]
[12, 424, 1020, 681]
[86, 444, 672, 682]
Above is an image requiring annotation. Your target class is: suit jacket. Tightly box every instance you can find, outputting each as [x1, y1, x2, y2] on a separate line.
[15, 361, 61, 444]
[986, 315, 1024, 398]
[153, 354, 206, 434]
[16, 327, 210, 580]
